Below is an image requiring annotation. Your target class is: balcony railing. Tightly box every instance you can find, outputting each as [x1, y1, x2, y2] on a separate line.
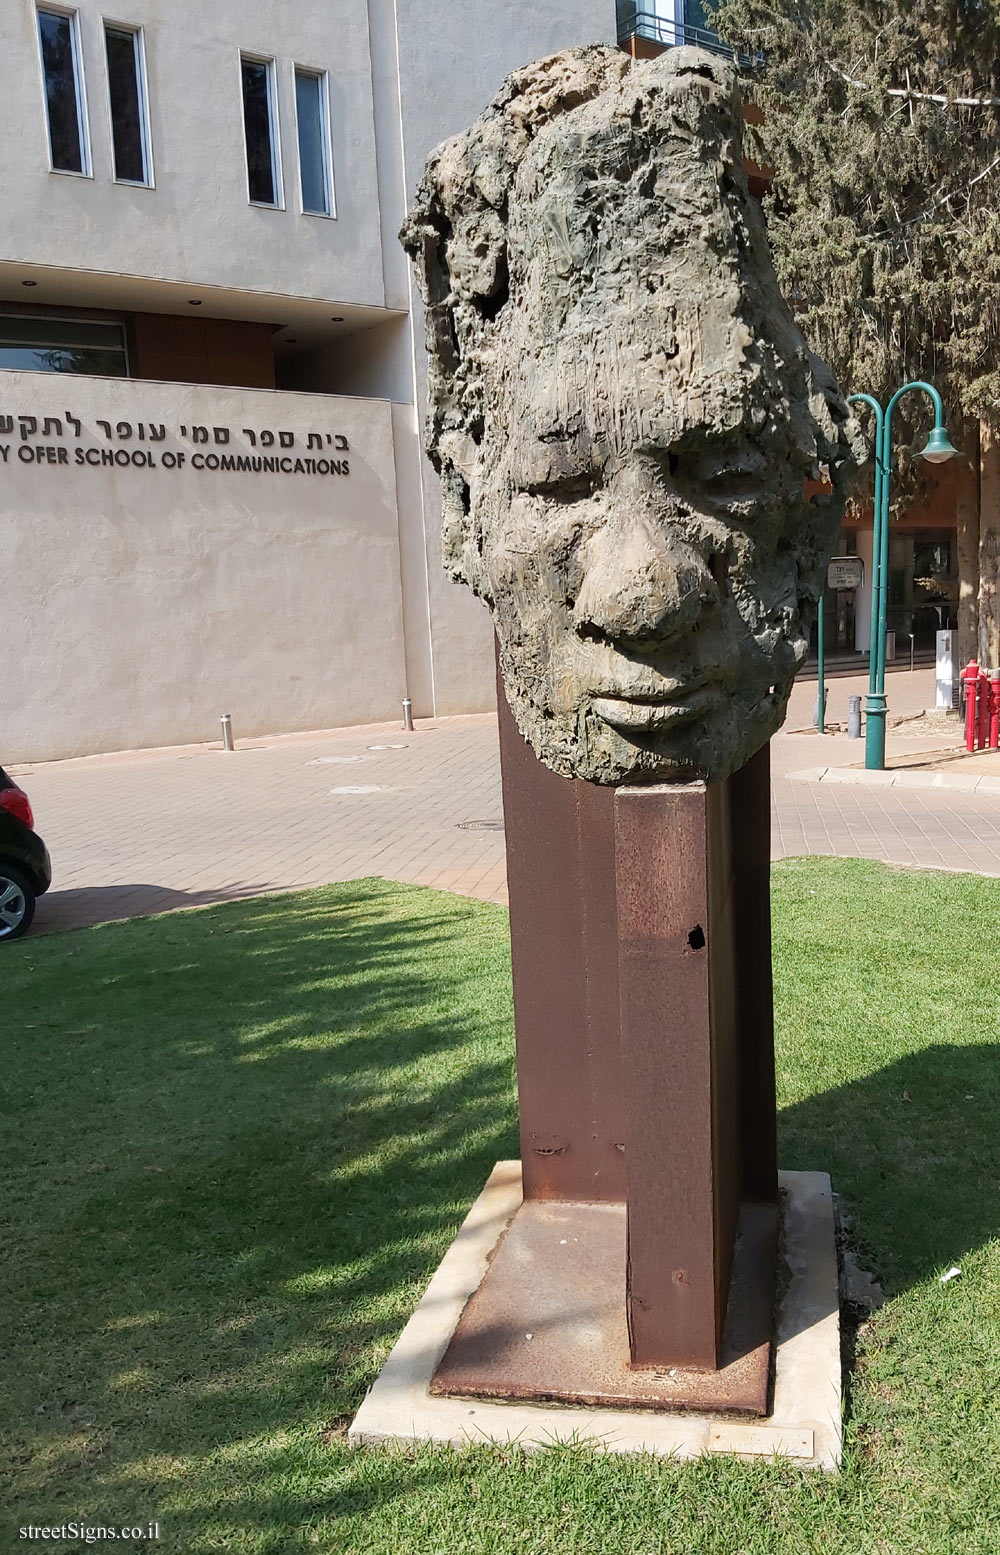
[616, 4, 734, 60]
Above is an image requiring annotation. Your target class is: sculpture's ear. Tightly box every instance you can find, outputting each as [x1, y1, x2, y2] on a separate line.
[401, 140, 510, 588]
[437, 431, 481, 585]
[805, 352, 864, 493]
[399, 151, 468, 409]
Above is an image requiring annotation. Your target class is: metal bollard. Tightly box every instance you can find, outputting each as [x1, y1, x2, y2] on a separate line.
[402, 697, 414, 732]
[847, 695, 862, 739]
[220, 712, 234, 751]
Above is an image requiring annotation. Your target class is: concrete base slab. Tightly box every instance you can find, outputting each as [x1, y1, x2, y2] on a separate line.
[349, 1163, 842, 1471]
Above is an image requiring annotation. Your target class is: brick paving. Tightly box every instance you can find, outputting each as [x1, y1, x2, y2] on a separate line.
[774, 664, 999, 875]
[9, 662, 999, 937]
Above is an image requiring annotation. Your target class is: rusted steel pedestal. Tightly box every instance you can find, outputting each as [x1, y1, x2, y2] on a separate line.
[432, 676, 779, 1415]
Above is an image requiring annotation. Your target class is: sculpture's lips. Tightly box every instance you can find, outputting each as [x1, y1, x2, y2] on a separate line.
[590, 684, 721, 732]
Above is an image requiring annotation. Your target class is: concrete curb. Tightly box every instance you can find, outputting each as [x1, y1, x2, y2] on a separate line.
[350, 1162, 842, 1472]
[789, 766, 1000, 794]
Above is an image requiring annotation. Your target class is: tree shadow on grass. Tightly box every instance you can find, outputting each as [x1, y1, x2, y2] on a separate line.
[4, 880, 1000, 1552]
[778, 1041, 1000, 1295]
[2, 879, 519, 1547]
[36, 883, 284, 934]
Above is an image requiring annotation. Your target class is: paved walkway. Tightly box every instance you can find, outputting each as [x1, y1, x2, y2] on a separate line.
[773, 666, 1000, 875]
[9, 664, 999, 937]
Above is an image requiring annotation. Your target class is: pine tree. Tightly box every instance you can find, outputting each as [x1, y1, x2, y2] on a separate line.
[713, 0, 1000, 660]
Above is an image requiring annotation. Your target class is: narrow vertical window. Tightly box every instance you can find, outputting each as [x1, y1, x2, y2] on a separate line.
[37, 8, 88, 174]
[105, 24, 150, 184]
[241, 55, 279, 207]
[295, 68, 333, 217]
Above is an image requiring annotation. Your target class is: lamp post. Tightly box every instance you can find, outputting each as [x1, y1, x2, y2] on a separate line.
[847, 383, 958, 770]
[815, 586, 826, 733]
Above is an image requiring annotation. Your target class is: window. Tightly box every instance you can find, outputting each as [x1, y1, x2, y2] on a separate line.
[105, 23, 151, 184]
[240, 54, 280, 206]
[295, 68, 334, 216]
[682, 0, 715, 43]
[37, 7, 89, 175]
[0, 315, 128, 377]
[616, 0, 726, 54]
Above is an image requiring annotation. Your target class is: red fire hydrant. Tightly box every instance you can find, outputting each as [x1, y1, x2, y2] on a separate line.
[962, 660, 981, 751]
[977, 668, 990, 750]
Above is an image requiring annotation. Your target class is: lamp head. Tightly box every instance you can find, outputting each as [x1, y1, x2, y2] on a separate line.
[920, 426, 959, 464]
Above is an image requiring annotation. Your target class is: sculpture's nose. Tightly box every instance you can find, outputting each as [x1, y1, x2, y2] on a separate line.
[573, 507, 717, 648]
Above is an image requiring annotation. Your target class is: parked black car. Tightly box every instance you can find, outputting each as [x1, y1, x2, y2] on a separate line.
[0, 766, 51, 941]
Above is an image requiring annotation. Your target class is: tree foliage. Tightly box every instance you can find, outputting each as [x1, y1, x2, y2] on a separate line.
[713, 0, 1000, 436]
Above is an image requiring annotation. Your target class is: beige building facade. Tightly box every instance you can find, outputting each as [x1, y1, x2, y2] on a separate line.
[2, 0, 612, 761]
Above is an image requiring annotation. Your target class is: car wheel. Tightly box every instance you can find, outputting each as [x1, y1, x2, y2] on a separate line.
[0, 864, 36, 941]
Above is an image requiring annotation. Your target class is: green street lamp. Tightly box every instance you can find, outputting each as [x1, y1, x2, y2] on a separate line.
[847, 382, 959, 770]
[920, 424, 961, 464]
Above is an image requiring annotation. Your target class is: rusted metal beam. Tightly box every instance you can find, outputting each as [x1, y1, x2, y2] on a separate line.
[616, 781, 741, 1369]
[498, 663, 626, 1203]
[730, 743, 779, 1205]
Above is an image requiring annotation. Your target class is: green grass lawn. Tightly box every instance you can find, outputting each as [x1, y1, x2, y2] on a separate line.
[2, 860, 999, 1554]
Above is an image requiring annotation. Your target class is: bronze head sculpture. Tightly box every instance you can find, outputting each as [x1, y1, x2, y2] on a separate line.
[402, 46, 859, 783]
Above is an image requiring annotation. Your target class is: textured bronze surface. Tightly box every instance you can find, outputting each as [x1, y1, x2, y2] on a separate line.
[430, 1197, 777, 1415]
[403, 47, 859, 785]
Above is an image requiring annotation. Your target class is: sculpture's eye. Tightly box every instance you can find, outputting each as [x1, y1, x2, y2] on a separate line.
[699, 464, 767, 501]
[664, 442, 767, 505]
[709, 551, 731, 598]
[696, 448, 766, 490]
[520, 470, 602, 505]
